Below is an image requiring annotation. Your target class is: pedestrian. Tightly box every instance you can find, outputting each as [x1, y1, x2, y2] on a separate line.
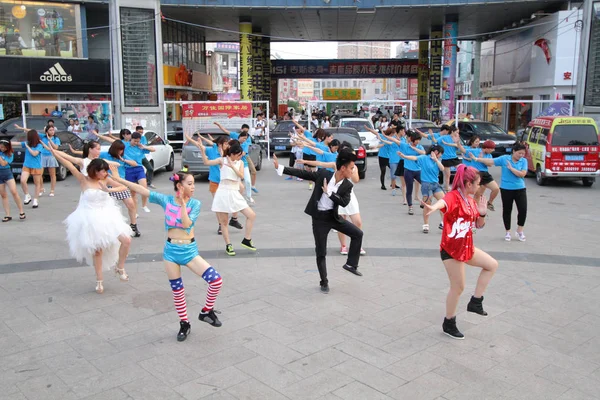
[49, 147, 132, 294]
[110, 165, 224, 341]
[272, 150, 363, 293]
[463, 138, 499, 211]
[39, 125, 61, 197]
[321, 116, 330, 129]
[422, 164, 498, 339]
[471, 141, 528, 241]
[11, 130, 43, 209]
[67, 118, 75, 132]
[0, 140, 25, 221]
[86, 116, 97, 133]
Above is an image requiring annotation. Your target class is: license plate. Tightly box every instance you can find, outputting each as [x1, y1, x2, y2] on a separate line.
[275, 146, 286, 150]
[355, 160, 364, 165]
[565, 155, 584, 161]
[12, 168, 21, 173]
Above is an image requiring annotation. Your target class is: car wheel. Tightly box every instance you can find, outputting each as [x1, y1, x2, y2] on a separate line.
[255, 151, 262, 171]
[359, 170, 366, 179]
[166, 153, 175, 171]
[56, 164, 68, 181]
[582, 178, 594, 187]
[535, 165, 548, 186]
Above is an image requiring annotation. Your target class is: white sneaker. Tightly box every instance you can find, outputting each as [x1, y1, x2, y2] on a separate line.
[23, 194, 32, 205]
[423, 224, 430, 234]
[32, 199, 39, 208]
[516, 232, 526, 242]
[504, 232, 512, 242]
[360, 248, 366, 255]
[142, 206, 151, 213]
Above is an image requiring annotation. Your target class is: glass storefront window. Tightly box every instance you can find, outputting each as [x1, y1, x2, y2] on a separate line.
[162, 19, 205, 68]
[0, 1, 81, 58]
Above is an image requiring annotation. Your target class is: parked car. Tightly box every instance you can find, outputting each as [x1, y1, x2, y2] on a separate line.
[324, 127, 367, 179]
[182, 129, 262, 178]
[99, 130, 175, 173]
[456, 121, 516, 157]
[337, 118, 379, 156]
[411, 119, 439, 131]
[166, 120, 184, 151]
[0, 116, 70, 141]
[270, 120, 318, 154]
[11, 130, 84, 181]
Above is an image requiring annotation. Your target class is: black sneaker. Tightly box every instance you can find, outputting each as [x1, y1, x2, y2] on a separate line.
[342, 264, 363, 276]
[130, 223, 141, 238]
[229, 218, 243, 230]
[217, 224, 222, 235]
[380, 185, 387, 190]
[225, 244, 236, 256]
[439, 222, 444, 230]
[177, 320, 191, 342]
[467, 295, 488, 316]
[199, 309, 222, 327]
[241, 238, 257, 251]
[442, 317, 464, 340]
[320, 284, 329, 293]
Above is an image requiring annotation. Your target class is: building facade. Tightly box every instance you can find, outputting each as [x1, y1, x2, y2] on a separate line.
[337, 42, 391, 59]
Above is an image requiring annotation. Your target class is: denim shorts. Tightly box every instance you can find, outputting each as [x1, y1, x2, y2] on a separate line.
[421, 181, 443, 197]
[0, 168, 14, 184]
[125, 166, 146, 183]
[389, 162, 399, 179]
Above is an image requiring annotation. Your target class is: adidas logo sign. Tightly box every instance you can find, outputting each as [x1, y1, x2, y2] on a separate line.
[40, 63, 73, 82]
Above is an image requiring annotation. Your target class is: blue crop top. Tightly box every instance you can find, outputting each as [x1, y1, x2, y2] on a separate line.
[149, 192, 201, 234]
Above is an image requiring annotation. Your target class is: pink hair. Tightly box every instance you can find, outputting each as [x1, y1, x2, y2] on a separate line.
[452, 164, 480, 193]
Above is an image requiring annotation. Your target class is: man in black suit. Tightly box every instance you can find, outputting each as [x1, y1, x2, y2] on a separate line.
[273, 151, 363, 293]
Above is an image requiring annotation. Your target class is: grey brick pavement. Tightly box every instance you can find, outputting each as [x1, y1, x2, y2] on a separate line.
[1, 155, 599, 400]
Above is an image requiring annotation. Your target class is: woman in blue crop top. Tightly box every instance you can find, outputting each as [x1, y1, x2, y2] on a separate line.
[111, 166, 225, 342]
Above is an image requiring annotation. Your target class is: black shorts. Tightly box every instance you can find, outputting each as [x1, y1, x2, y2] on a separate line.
[378, 156, 389, 168]
[440, 248, 453, 261]
[394, 160, 405, 177]
[480, 171, 494, 185]
[441, 158, 461, 168]
[303, 154, 317, 162]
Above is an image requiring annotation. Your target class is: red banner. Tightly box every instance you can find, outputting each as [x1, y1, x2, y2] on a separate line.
[182, 102, 253, 119]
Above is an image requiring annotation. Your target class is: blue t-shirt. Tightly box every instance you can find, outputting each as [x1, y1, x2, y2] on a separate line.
[463, 148, 490, 172]
[140, 136, 148, 145]
[378, 134, 390, 159]
[21, 142, 43, 169]
[123, 141, 149, 167]
[241, 139, 251, 167]
[100, 151, 126, 178]
[494, 155, 527, 190]
[400, 142, 424, 171]
[320, 151, 338, 172]
[205, 145, 221, 183]
[149, 192, 201, 234]
[388, 141, 401, 164]
[229, 131, 241, 140]
[417, 154, 442, 183]
[439, 135, 458, 159]
[39, 135, 61, 156]
[0, 151, 13, 170]
[302, 131, 317, 156]
[315, 142, 329, 163]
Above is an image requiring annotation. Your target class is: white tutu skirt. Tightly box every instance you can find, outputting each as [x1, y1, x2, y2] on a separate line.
[64, 189, 132, 270]
[339, 189, 360, 216]
[211, 181, 248, 213]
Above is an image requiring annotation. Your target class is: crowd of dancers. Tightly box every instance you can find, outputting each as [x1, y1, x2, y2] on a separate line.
[0, 116, 531, 341]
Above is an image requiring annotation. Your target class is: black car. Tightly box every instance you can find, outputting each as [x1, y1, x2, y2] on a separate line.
[11, 131, 84, 181]
[324, 127, 367, 179]
[166, 120, 184, 151]
[0, 116, 70, 141]
[270, 120, 318, 154]
[457, 121, 516, 157]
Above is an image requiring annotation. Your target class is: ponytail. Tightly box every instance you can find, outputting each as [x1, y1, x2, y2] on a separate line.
[451, 164, 480, 193]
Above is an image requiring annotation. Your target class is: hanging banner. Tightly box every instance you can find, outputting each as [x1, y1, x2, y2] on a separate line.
[441, 21, 458, 121]
[239, 22, 252, 101]
[182, 102, 253, 132]
[417, 40, 429, 119]
[428, 29, 443, 122]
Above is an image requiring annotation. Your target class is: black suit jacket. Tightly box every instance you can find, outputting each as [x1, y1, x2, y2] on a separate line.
[283, 167, 353, 222]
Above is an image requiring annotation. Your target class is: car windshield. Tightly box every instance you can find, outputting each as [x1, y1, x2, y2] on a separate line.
[412, 121, 437, 129]
[551, 125, 599, 146]
[469, 123, 507, 135]
[167, 121, 182, 132]
[340, 120, 373, 131]
[331, 132, 361, 148]
[274, 121, 312, 132]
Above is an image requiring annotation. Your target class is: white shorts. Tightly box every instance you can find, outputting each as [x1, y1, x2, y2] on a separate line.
[339, 190, 359, 216]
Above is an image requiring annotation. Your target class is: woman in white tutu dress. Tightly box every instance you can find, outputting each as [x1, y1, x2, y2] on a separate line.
[45, 144, 132, 294]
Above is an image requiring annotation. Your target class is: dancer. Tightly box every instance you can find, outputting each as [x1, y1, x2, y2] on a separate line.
[463, 138, 499, 211]
[39, 125, 61, 197]
[399, 144, 445, 233]
[292, 119, 320, 190]
[367, 126, 406, 198]
[11, 130, 43, 209]
[376, 127, 390, 190]
[48, 146, 132, 294]
[135, 126, 155, 189]
[422, 164, 498, 339]
[439, 126, 464, 191]
[110, 165, 224, 341]
[273, 150, 363, 293]
[0, 140, 25, 221]
[398, 130, 426, 215]
[214, 122, 259, 195]
[471, 141, 528, 241]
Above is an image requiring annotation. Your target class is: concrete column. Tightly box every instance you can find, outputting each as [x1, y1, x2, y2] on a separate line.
[417, 35, 429, 120]
[239, 21, 252, 101]
[428, 26, 443, 122]
[109, 0, 164, 132]
[442, 15, 458, 122]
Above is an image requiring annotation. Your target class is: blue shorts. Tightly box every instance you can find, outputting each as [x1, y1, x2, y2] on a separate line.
[0, 168, 14, 184]
[421, 181, 443, 198]
[125, 166, 146, 183]
[389, 162, 400, 179]
[163, 241, 199, 265]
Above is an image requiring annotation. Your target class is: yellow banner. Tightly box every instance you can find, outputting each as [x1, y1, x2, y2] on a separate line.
[322, 88, 361, 101]
[239, 22, 252, 101]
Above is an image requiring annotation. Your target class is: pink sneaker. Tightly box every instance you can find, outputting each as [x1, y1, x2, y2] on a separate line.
[340, 246, 348, 255]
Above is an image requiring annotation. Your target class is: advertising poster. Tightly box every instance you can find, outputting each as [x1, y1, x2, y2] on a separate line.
[441, 22, 458, 121]
[181, 102, 253, 133]
[239, 22, 252, 101]
[428, 29, 443, 122]
[417, 40, 429, 119]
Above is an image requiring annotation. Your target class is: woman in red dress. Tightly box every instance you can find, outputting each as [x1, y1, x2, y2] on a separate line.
[423, 164, 499, 339]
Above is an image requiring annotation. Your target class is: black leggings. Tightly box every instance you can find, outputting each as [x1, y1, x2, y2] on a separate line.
[378, 157, 389, 187]
[500, 188, 527, 230]
[404, 169, 421, 206]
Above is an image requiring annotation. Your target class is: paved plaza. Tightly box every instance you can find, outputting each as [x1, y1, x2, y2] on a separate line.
[1, 154, 599, 400]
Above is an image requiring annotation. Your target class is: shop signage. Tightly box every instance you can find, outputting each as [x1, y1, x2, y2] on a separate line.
[322, 88, 361, 101]
[272, 59, 418, 79]
[182, 102, 252, 118]
[40, 62, 72, 82]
